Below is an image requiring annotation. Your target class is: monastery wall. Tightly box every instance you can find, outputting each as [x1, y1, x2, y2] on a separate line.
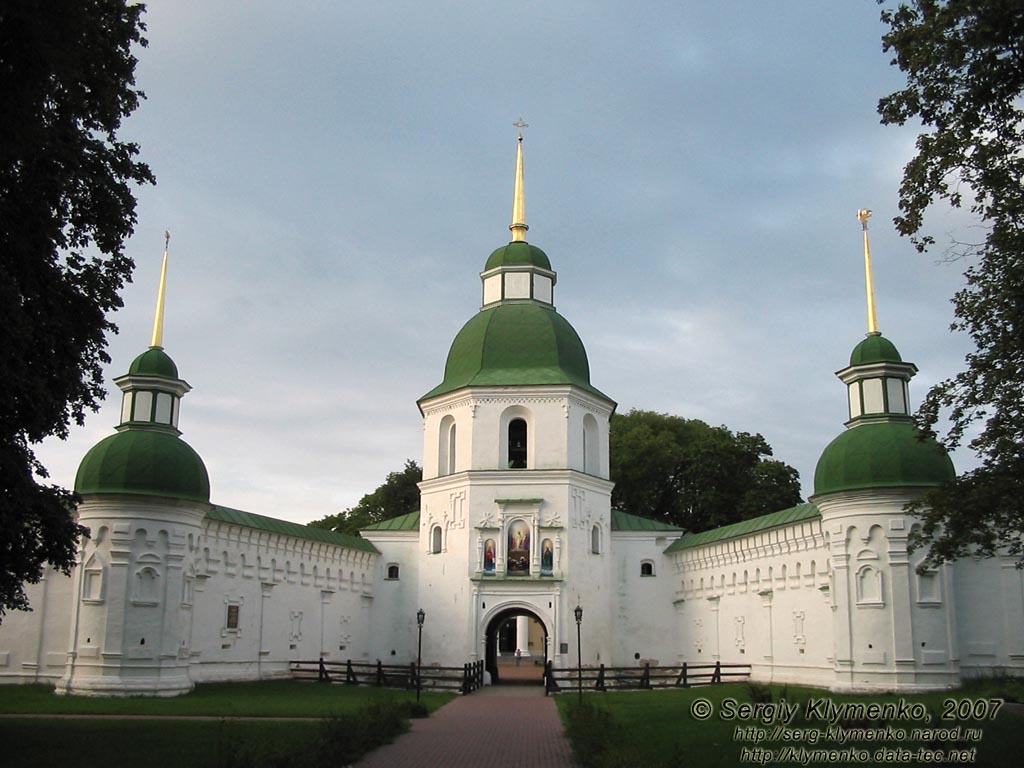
[608, 533, 679, 666]
[188, 516, 378, 683]
[0, 570, 74, 685]
[670, 517, 837, 688]
[951, 550, 1024, 679]
[365, 532, 422, 664]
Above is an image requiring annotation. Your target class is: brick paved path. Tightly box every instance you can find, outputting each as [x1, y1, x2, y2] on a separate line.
[354, 683, 574, 768]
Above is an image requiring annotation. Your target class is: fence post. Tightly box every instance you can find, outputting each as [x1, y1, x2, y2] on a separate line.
[596, 663, 606, 692]
[462, 663, 470, 695]
[318, 657, 330, 683]
[346, 659, 357, 685]
[376, 659, 384, 687]
[408, 662, 417, 690]
[713, 660, 721, 684]
[641, 663, 650, 689]
[675, 662, 688, 688]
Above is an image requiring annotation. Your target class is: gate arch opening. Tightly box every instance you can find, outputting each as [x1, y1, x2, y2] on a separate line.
[483, 606, 548, 685]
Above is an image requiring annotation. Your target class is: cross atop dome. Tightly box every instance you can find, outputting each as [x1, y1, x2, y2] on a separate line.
[510, 118, 529, 242]
[858, 208, 879, 336]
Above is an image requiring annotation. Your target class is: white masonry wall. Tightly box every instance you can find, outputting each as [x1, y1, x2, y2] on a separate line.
[188, 517, 379, 683]
[669, 517, 836, 688]
[0, 570, 74, 685]
[609, 533, 679, 667]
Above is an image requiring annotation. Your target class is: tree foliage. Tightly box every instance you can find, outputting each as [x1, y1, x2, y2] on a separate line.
[310, 460, 423, 537]
[609, 410, 802, 533]
[877, 1, 1024, 566]
[0, 1, 154, 618]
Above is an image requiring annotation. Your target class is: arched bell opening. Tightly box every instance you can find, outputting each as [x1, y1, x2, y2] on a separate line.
[483, 606, 548, 685]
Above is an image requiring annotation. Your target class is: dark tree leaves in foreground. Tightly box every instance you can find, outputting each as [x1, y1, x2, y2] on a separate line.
[310, 460, 423, 537]
[610, 410, 802, 533]
[0, 1, 154, 618]
[877, 1, 1024, 567]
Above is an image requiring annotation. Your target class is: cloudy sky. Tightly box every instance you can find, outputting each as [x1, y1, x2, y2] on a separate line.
[38, 1, 978, 526]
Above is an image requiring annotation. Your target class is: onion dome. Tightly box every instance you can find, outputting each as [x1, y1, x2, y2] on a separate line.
[75, 236, 210, 503]
[421, 302, 607, 401]
[814, 420, 954, 496]
[127, 346, 179, 378]
[812, 212, 953, 497]
[76, 428, 210, 503]
[420, 126, 610, 405]
[849, 333, 902, 366]
[814, 333, 954, 496]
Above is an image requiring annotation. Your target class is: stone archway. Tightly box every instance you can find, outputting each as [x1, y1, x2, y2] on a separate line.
[483, 606, 548, 684]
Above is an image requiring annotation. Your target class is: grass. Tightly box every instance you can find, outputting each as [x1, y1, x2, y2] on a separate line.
[4, 719, 324, 768]
[0, 679, 454, 716]
[555, 682, 1024, 768]
[1, 681, 456, 768]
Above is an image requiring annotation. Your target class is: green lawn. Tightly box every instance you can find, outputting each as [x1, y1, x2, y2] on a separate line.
[1, 681, 457, 768]
[555, 683, 1024, 768]
[0, 679, 453, 717]
[5, 718, 324, 768]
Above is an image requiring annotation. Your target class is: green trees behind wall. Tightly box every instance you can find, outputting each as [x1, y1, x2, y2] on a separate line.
[610, 409, 803, 533]
[310, 460, 423, 537]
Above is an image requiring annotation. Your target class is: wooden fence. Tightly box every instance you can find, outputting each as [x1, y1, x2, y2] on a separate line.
[544, 660, 750, 695]
[291, 658, 485, 694]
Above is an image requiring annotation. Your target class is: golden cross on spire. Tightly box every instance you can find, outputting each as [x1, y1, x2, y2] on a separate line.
[514, 117, 529, 140]
[510, 119, 528, 241]
[150, 231, 170, 348]
[857, 209, 879, 335]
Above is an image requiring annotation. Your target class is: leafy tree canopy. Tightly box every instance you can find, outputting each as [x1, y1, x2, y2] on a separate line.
[877, 1, 1024, 566]
[310, 460, 423, 537]
[0, 1, 154, 619]
[610, 410, 802, 533]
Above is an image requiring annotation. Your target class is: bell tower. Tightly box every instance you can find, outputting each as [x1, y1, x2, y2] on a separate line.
[415, 128, 616, 677]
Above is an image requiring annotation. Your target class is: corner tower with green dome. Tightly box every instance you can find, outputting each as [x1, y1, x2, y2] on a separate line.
[810, 210, 957, 691]
[61, 237, 210, 698]
[406, 127, 617, 679]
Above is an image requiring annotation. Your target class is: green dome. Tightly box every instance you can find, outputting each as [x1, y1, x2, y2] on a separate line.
[421, 303, 609, 401]
[813, 421, 954, 497]
[128, 347, 179, 379]
[850, 334, 902, 366]
[484, 242, 552, 271]
[76, 429, 210, 503]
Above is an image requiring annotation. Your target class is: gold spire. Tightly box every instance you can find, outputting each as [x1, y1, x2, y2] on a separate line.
[858, 209, 879, 335]
[150, 231, 170, 348]
[510, 117, 529, 242]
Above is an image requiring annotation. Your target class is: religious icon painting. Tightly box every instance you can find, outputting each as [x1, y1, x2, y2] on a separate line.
[507, 520, 530, 575]
[483, 539, 496, 573]
[541, 538, 554, 576]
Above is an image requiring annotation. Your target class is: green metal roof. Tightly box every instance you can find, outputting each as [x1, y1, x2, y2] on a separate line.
[76, 429, 210, 503]
[208, 506, 379, 552]
[610, 509, 684, 532]
[664, 503, 820, 553]
[128, 347, 180, 378]
[484, 241, 552, 271]
[362, 511, 421, 532]
[814, 420, 955, 496]
[420, 303, 610, 402]
[850, 333, 902, 366]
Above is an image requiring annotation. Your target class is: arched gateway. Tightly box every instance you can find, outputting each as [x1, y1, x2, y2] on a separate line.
[483, 606, 548, 684]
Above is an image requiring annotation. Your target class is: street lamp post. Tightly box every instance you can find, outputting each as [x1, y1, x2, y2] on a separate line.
[574, 604, 583, 703]
[416, 608, 425, 702]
